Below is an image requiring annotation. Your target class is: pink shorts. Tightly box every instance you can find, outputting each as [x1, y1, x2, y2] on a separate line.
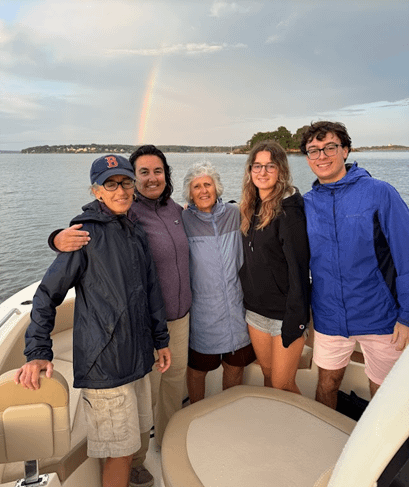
[313, 331, 402, 385]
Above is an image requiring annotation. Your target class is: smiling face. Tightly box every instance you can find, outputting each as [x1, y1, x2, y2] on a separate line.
[134, 154, 167, 200]
[306, 132, 349, 184]
[251, 150, 279, 200]
[190, 175, 217, 213]
[93, 174, 135, 215]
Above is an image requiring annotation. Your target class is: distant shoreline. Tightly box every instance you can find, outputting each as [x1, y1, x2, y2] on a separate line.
[2, 145, 409, 154]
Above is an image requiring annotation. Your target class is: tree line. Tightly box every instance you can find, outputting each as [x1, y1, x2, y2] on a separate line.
[247, 125, 309, 151]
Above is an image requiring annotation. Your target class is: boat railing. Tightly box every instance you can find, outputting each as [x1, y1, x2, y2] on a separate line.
[0, 308, 21, 328]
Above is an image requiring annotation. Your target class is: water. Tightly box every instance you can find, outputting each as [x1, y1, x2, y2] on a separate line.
[1, 151, 408, 305]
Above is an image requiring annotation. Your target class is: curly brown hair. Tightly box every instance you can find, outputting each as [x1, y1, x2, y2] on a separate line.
[299, 121, 352, 157]
[240, 140, 294, 235]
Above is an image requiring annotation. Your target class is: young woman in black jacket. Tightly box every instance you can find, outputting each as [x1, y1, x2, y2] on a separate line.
[239, 141, 310, 393]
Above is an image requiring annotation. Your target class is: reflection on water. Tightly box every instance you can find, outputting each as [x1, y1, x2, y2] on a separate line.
[1, 151, 408, 304]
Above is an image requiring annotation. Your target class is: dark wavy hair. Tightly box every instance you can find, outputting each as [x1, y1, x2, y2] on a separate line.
[299, 121, 352, 158]
[129, 144, 173, 205]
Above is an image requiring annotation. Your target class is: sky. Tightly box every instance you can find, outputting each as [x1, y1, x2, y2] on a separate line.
[0, 0, 408, 150]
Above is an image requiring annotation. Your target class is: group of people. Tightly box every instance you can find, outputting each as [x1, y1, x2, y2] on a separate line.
[14, 121, 409, 487]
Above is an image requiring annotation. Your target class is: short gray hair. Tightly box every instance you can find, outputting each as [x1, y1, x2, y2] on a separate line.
[90, 182, 101, 197]
[182, 162, 224, 204]
[182, 161, 224, 203]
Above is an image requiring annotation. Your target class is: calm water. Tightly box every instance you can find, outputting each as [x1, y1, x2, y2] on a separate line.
[1, 151, 409, 305]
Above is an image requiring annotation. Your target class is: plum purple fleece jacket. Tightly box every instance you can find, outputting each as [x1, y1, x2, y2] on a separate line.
[133, 193, 192, 321]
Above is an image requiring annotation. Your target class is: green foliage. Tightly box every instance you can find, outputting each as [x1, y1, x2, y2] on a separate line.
[248, 125, 310, 151]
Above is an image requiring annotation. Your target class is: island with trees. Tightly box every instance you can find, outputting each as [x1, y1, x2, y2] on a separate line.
[17, 125, 409, 154]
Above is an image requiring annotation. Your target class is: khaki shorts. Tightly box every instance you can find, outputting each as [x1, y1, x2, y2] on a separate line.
[82, 375, 153, 458]
[313, 331, 402, 386]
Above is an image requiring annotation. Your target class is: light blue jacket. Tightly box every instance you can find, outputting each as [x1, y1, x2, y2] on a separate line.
[182, 201, 250, 354]
[304, 163, 409, 337]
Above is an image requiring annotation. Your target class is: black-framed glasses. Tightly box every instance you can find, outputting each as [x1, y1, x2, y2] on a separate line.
[306, 144, 341, 160]
[103, 179, 135, 191]
[251, 163, 278, 173]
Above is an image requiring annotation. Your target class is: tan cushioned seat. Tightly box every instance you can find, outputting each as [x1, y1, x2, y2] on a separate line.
[162, 385, 355, 487]
[0, 369, 70, 464]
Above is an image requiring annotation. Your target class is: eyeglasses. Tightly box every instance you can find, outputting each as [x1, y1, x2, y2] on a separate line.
[103, 179, 135, 191]
[251, 163, 278, 173]
[306, 144, 341, 160]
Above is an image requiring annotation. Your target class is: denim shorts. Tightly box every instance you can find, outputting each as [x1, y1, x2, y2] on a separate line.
[246, 310, 283, 337]
[82, 375, 153, 458]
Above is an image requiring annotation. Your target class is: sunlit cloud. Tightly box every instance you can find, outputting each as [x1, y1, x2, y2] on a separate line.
[209, 1, 253, 17]
[106, 43, 247, 57]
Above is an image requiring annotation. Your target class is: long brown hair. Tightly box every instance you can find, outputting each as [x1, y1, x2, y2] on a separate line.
[240, 140, 293, 235]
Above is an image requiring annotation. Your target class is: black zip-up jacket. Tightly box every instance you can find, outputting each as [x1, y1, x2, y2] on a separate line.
[239, 192, 310, 348]
[24, 200, 169, 389]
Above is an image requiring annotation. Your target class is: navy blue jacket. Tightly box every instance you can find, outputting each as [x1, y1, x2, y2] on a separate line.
[304, 163, 409, 336]
[25, 200, 169, 389]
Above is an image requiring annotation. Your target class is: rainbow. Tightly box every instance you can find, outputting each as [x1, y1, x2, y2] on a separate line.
[138, 60, 161, 144]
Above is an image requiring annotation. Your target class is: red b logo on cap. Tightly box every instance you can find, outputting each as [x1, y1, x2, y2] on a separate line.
[105, 156, 118, 168]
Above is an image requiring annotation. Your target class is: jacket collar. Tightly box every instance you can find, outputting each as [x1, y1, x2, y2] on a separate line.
[312, 162, 371, 191]
[187, 198, 226, 221]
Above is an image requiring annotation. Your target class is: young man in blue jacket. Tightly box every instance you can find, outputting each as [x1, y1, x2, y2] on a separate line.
[300, 121, 409, 409]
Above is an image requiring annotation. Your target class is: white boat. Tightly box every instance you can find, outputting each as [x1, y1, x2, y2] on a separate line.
[1, 282, 408, 487]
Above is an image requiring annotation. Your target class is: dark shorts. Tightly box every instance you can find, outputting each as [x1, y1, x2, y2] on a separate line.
[188, 343, 256, 372]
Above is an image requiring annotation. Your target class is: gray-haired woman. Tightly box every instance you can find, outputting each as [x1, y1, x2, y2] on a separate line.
[182, 162, 256, 403]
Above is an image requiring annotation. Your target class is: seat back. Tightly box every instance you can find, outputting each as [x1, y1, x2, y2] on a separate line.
[0, 369, 71, 463]
[327, 345, 409, 487]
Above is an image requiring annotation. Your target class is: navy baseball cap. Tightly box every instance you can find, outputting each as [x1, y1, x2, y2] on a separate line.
[90, 155, 135, 185]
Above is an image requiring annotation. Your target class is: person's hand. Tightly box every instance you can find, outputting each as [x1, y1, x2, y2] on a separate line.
[54, 224, 90, 252]
[14, 360, 54, 390]
[155, 347, 171, 373]
[391, 322, 409, 352]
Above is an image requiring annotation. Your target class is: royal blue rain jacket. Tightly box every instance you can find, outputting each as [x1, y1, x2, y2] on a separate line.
[304, 163, 409, 337]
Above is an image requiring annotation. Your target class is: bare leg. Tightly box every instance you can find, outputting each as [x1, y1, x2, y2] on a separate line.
[316, 367, 346, 409]
[222, 361, 244, 390]
[369, 378, 381, 398]
[103, 454, 133, 487]
[270, 335, 305, 394]
[187, 366, 207, 403]
[248, 325, 272, 387]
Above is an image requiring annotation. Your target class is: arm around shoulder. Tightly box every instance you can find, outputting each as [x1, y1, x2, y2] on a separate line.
[49, 224, 90, 252]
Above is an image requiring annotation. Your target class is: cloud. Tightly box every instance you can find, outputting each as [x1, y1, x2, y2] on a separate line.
[209, 1, 253, 18]
[266, 9, 306, 44]
[106, 42, 247, 57]
[0, 92, 43, 118]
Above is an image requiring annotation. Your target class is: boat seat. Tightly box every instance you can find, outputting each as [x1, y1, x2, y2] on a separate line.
[0, 326, 88, 484]
[162, 385, 355, 487]
[0, 369, 71, 486]
[162, 345, 409, 487]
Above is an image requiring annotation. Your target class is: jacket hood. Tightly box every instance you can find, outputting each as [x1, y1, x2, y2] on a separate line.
[312, 162, 371, 192]
[187, 198, 226, 221]
[255, 190, 304, 212]
[282, 190, 304, 209]
[70, 199, 127, 225]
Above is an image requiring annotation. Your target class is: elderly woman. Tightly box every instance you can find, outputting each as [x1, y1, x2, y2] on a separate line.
[15, 155, 170, 487]
[49, 145, 191, 487]
[182, 162, 255, 403]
